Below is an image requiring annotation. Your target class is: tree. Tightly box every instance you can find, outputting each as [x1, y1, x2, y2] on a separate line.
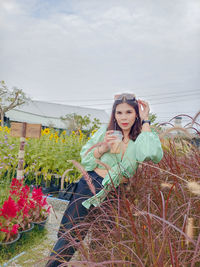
[148, 112, 162, 130]
[0, 81, 30, 127]
[149, 112, 157, 124]
[61, 113, 101, 133]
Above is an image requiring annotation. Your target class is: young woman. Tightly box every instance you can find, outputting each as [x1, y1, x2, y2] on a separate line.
[46, 93, 163, 266]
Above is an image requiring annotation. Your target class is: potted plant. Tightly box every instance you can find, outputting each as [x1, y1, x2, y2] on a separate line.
[9, 178, 34, 235]
[0, 196, 20, 247]
[29, 187, 51, 230]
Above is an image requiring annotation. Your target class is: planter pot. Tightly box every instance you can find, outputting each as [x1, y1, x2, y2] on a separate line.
[42, 185, 60, 194]
[0, 233, 21, 251]
[19, 222, 34, 239]
[33, 217, 48, 230]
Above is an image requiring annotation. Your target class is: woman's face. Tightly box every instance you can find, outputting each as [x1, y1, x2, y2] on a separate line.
[115, 103, 137, 132]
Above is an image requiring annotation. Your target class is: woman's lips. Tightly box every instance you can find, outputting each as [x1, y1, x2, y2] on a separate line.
[121, 123, 129, 126]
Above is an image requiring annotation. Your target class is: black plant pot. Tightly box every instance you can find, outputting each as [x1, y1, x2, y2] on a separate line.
[33, 217, 48, 230]
[42, 185, 60, 194]
[19, 223, 34, 239]
[0, 233, 21, 252]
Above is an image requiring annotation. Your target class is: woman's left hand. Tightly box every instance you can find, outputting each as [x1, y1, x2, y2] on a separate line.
[137, 99, 150, 121]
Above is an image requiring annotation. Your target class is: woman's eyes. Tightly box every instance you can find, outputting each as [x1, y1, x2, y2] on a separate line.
[116, 111, 133, 114]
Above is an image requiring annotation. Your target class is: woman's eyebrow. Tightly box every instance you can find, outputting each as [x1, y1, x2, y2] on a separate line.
[116, 110, 133, 113]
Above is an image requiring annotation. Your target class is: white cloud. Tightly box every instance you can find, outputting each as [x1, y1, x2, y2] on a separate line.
[0, 0, 199, 123]
[0, 0, 21, 14]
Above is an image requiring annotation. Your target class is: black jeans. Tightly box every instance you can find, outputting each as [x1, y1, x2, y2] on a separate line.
[46, 171, 103, 267]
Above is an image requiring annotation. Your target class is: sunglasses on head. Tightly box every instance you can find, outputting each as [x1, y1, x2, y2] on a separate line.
[114, 93, 136, 101]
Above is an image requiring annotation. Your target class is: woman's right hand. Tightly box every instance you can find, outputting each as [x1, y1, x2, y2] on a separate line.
[101, 130, 117, 153]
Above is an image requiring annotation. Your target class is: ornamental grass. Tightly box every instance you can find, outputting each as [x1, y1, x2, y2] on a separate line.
[48, 134, 200, 266]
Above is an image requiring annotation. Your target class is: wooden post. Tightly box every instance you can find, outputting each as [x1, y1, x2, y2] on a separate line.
[11, 122, 41, 180]
[17, 122, 27, 180]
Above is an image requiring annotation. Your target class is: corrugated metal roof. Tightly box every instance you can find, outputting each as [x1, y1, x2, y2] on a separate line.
[6, 100, 109, 129]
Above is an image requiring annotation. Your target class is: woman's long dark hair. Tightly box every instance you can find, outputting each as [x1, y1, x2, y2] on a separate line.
[107, 98, 142, 141]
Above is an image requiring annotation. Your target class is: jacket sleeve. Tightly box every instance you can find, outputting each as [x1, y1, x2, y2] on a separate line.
[82, 161, 133, 209]
[134, 130, 163, 163]
[80, 125, 107, 171]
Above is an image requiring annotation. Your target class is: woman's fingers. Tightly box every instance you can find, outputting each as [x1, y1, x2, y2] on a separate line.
[138, 99, 148, 106]
[106, 136, 117, 143]
[137, 99, 150, 121]
[106, 130, 114, 135]
[103, 131, 117, 145]
[138, 99, 149, 111]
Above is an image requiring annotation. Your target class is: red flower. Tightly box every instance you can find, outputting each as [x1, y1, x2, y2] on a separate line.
[1, 228, 9, 233]
[32, 188, 43, 203]
[11, 224, 19, 235]
[10, 178, 23, 188]
[29, 200, 36, 209]
[10, 178, 23, 194]
[22, 204, 30, 216]
[17, 197, 26, 210]
[0, 196, 18, 219]
[41, 197, 48, 206]
[22, 185, 30, 194]
[29, 187, 51, 221]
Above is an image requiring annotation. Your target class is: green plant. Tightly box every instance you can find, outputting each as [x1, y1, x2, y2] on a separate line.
[0, 127, 88, 186]
[61, 112, 101, 134]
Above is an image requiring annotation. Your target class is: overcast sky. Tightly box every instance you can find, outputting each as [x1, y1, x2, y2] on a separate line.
[0, 0, 199, 127]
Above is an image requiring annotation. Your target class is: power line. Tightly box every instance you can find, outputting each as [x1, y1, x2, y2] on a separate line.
[48, 89, 200, 103]
[79, 94, 200, 107]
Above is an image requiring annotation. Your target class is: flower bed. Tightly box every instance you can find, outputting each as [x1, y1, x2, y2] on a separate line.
[0, 127, 89, 186]
[0, 178, 51, 244]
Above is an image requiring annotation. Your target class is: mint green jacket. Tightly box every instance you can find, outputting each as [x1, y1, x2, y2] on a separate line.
[80, 125, 163, 209]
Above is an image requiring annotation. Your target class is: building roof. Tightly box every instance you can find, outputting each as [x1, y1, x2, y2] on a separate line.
[6, 100, 109, 129]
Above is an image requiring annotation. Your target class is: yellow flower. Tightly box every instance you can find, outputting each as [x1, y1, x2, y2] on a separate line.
[54, 133, 58, 139]
[62, 139, 65, 143]
[49, 133, 54, 140]
[91, 129, 97, 136]
[0, 126, 2, 131]
[62, 130, 66, 135]
[43, 128, 50, 135]
[79, 132, 84, 141]
[72, 131, 76, 135]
